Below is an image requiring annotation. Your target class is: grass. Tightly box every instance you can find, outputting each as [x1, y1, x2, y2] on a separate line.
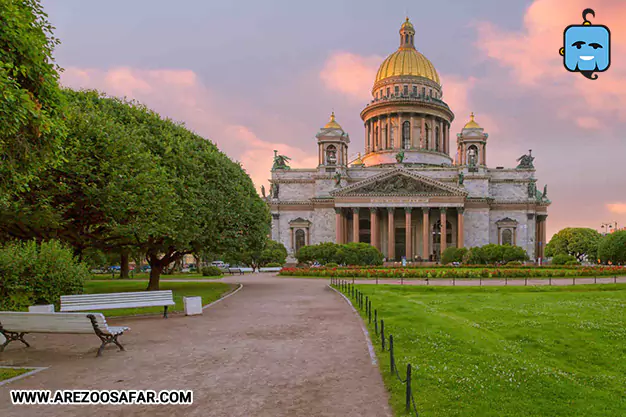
[90, 272, 222, 280]
[83, 281, 234, 317]
[0, 368, 30, 382]
[346, 283, 626, 417]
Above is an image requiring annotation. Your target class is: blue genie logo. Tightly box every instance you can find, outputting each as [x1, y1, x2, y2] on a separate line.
[560, 9, 611, 80]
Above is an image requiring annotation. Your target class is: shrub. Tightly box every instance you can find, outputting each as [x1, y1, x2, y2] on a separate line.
[265, 262, 283, 267]
[463, 244, 528, 265]
[506, 261, 523, 266]
[201, 266, 223, 276]
[0, 240, 89, 311]
[552, 253, 577, 265]
[565, 260, 580, 266]
[296, 242, 383, 266]
[441, 247, 468, 265]
[325, 262, 339, 268]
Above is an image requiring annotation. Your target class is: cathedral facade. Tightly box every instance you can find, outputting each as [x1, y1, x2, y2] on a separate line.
[268, 18, 550, 263]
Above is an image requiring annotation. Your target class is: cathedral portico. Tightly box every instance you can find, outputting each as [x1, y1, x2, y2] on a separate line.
[268, 18, 551, 263]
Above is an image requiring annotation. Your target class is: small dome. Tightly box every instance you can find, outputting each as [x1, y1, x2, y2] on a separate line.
[324, 112, 342, 129]
[374, 18, 440, 85]
[464, 112, 481, 129]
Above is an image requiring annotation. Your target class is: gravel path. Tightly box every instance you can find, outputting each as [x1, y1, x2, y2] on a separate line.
[0, 275, 391, 417]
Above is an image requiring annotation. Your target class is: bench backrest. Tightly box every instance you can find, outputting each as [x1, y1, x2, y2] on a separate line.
[0, 312, 108, 334]
[60, 290, 175, 312]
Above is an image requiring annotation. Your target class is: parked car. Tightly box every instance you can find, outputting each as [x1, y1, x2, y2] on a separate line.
[109, 266, 121, 271]
[211, 261, 228, 268]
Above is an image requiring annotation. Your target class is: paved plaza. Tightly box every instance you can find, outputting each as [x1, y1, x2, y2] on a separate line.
[0, 274, 391, 417]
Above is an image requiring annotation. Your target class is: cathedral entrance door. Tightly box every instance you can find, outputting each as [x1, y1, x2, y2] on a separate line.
[395, 227, 405, 261]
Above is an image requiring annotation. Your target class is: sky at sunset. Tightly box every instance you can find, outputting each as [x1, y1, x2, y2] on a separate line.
[43, 0, 626, 239]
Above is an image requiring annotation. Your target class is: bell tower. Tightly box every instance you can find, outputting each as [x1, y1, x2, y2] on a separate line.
[457, 112, 488, 170]
[317, 112, 350, 168]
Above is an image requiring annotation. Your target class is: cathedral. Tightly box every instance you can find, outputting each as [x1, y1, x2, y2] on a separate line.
[268, 18, 550, 263]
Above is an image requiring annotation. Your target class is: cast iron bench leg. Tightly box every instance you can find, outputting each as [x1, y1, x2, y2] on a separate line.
[163, 305, 168, 319]
[0, 328, 30, 352]
[87, 314, 125, 357]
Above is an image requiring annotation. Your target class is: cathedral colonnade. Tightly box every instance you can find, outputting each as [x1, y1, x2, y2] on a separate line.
[334, 206, 464, 261]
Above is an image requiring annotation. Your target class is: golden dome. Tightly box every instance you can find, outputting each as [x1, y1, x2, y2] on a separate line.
[324, 112, 342, 129]
[400, 17, 414, 32]
[374, 18, 440, 85]
[464, 112, 481, 129]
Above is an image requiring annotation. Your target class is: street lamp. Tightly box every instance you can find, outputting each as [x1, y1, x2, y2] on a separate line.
[601, 221, 618, 235]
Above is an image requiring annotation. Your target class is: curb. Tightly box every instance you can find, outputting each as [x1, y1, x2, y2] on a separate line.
[0, 366, 48, 387]
[203, 283, 243, 310]
[328, 285, 377, 365]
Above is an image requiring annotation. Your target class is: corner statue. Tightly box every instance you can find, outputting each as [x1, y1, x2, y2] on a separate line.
[395, 150, 405, 163]
[516, 149, 535, 169]
[271, 150, 291, 171]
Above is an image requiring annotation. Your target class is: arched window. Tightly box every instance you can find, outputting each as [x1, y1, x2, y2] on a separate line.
[405, 34, 409, 43]
[326, 145, 337, 165]
[402, 121, 411, 149]
[425, 125, 430, 148]
[295, 229, 306, 253]
[433, 221, 453, 245]
[502, 229, 513, 246]
[403, 85, 408, 96]
[435, 126, 440, 151]
[422, 87, 426, 97]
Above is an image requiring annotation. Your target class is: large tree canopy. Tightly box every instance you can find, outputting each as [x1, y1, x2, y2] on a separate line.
[0, 89, 270, 289]
[545, 227, 601, 262]
[0, 0, 65, 193]
[597, 231, 626, 265]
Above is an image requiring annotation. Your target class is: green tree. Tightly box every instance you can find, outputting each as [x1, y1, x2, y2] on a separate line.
[0, 90, 270, 290]
[597, 231, 626, 265]
[545, 227, 602, 261]
[0, 0, 65, 194]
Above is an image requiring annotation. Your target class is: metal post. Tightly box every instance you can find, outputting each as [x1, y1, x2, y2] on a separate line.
[549, 276, 552, 286]
[381, 320, 385, 351]
[594, 276, 597, 284]
[453, 276, 455, 286]
[505, 276, 507, 286]
[374, 309, 378, 334]
[525, 277, 528, 286]
[573, 276, 575, 286]
[389, 334, 395, 373]
[406, 364, 412, 413]
[480, 276, 482, 286]
[376, 275, 379, 285]
[366, 296, 369, 314]
[368, 301, 372, 324]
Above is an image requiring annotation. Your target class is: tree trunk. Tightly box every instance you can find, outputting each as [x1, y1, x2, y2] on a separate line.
[147, 263, 162, 291]
[120, 252, 130, 279]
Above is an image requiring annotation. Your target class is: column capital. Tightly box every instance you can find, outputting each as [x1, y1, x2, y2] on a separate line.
[387, 207, 395, 214]
[421, 207, 430, 214]
[440, 207, 447, 214]
[369, 207, 378, 213]
[271, 213, 280, 219]
[537, 214, 548, 221]
[404, 207, 413, 213]
[457, 207, 465, 214]
[334, 208, 343, 215]
[352, 207, 360, 214]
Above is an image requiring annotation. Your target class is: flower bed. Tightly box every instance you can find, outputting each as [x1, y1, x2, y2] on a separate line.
[279, 266, 626, 279]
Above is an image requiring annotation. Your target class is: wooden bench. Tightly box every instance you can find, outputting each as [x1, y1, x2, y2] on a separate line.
[0, 312, 130, 357]
[60, 290, 176, 318]
[228, 268, 244, 275]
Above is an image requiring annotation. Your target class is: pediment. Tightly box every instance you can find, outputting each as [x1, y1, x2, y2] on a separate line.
[332, 168, 467, 197]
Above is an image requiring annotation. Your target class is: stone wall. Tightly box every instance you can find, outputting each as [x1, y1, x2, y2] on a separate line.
[463, 208, 490, 247]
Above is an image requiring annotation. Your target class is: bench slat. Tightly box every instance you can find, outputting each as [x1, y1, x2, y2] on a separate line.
[60, 290, 175, 312]
[0, 312, 125, 335]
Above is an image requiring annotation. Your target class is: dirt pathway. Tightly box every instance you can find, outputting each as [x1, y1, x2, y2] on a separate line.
[0, 275, 391, 417]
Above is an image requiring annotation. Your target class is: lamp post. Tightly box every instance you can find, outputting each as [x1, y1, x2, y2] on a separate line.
[600, 221, 618, 235]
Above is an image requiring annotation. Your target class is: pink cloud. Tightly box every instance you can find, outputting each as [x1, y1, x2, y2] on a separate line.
[61, 67, 300, 193]
[319, 52, 382, 101]
[607, 203, 626, 215]
[475, 0, 626, 124]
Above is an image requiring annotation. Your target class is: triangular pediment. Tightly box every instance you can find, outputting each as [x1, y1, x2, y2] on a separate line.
[332, 168, 467, 197]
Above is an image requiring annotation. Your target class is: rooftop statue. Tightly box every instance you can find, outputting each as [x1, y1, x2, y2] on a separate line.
[516, 149, 535, 169]
[395, 150, 405, 163]
[527, 180, 537, 198]
[458, 171, 465, 185]
[334, 171, 342, 186]
[261, 185, 266, 198]
[271, 150, 291, 171]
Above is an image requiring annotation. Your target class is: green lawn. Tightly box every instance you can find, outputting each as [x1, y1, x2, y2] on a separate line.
[0, 368, 30, 382]
[348, 284, 626, 417]
[84, 281, 234, 317]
